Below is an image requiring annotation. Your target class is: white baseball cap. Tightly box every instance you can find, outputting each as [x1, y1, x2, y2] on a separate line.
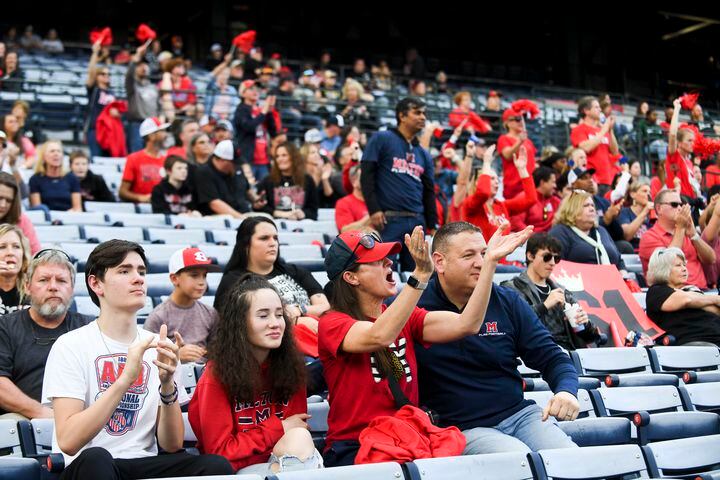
[168, 247, 222, 275]
[213, 140, 235, 161]
[139, 117, 170, 138]
[304, 128, 322, 144]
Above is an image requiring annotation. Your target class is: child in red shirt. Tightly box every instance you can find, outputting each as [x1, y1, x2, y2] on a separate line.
[189, 275, 322, 474]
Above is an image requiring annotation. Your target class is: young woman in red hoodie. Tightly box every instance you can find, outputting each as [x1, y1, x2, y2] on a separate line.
[188, 274, 323, 474]
[461, 144, 537, 241]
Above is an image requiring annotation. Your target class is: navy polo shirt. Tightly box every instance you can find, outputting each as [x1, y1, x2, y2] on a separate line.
[416, 274, 578, 431]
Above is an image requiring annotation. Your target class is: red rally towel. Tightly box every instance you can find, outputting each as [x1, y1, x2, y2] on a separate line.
[355, 405, 466, 464]
[96, 100, 128, 158]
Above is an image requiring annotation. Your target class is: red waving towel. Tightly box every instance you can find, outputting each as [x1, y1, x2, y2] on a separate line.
[511, 99, 541, 119]
[96, 101, 128, 158]
[355, 405, 466, 464]
[136, 24, 157, 42]
[679, 92, 699, 111]
[90, 27, 112, 46]
[232, 31, 257, 54]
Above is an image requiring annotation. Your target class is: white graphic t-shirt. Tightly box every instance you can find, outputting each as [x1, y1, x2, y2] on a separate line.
[42, 321, 188, 464]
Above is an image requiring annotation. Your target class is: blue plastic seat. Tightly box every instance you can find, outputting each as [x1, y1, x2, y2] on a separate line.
[642, 434, 720, 478]
[195, 244, 233, 269]
[266, 462, 404, 480]
[49, 211, 107, 226]
[35, 225, 82, 242]
[281, 245, 324, 261]
[209, 229, 236, 245]
[168, 215, 228, 230]
[0, 419, 22, 456]
[529, 444, 651, 479]
[107, 212, 168, 228]
[406, 452, 534, 480]
[0, 457, 41, 480]
[146, 227, 207, 245]
[571, 347, 654, 377]
[84, 201, 135, 214]
[278, 232, 326, 245]
[84, 225, 144, 243]
[682, 382, 720, 413]
[145, 273, 174, 297]
[649, 346, 720, 375]
[24, 209, 48, 225]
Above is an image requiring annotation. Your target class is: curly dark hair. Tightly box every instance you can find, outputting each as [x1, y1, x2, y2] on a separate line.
[207, 273, 305, 404]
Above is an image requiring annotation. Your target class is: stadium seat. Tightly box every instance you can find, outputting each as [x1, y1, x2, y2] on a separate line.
[0, 457, 41, 480]
[207, 273, 222, 294]
[0, 419, 22, 456]
[281, 245, 324, 261]
[49, 210, 107, 226]
[73, 272, 88, 296]
[278, 232, 326, 245]
[642, 434, 720, 478]
[529, 444, 651, 479]
[107, 212, 169, 228]
[29, 419, 53, 454]
[571, 347, 654, 377]
[74, 296, 152, 318]
[84, 201, 135, 214]
[60, 242, 98, 268]
[523, 377, 601, 392]
[632, 292, 646, 309]
[525, 389, 597, 419]
[195, 244, 234, 269]
[145, 273, 174, 297]
[307, 400, 329, 451]
[24, 209, 48, 225]
[180, 363, 198, 396]
[210, 229, 236, 245]
[137, 203, 153, 214]
[590, 385, 689, 418]
[682, 382, 720, 413]
[84, 225, 145, 244]
[317, 208, 335, 222]
[266, 462, 404, 480]
[91, 157, 126, 168]
[405, 452, 534, 480]
[146, 227, 208, 245]
[648, 346, 720, 375]
[517, 358, 541, 378]
[140, 244, 188, 273]
[168, 216, 228, 230]
[35, 225, 82, 242]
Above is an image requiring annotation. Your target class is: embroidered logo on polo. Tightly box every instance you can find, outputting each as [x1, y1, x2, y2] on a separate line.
[479, 321, 506, 337]
[370, 337, 412, 383]
[95, 354, 150, 436]
[234, 391, 290, 428]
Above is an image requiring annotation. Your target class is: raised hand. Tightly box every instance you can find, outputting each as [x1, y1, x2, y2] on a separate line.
[513, 145, 528, 171]
[483, 144, 496, 165]
[404, 225, 433, 279]
[484, 223, 534, 263]
[121, 334, 156, 388]
[465, 140, 476, 159]
[154, 325, 180, 386]
[673, 97, 682, 110]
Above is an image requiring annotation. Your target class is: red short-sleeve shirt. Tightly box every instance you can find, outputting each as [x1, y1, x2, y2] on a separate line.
[121, 150, 166, 195]
[497, 135, 536, 199]
[318, 306, 428, 449]
[571, 123, 614, 185]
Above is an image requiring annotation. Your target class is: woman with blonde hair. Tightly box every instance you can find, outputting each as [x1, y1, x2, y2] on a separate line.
[85, 40, 116, 157]
[0, 223, 31, 315]
[0, 173, 39, 254]
[549, 189, 626, 270]
[340, 79, 371, 125]
[617, 177, 655, 249]
[29, 141, 82, 212]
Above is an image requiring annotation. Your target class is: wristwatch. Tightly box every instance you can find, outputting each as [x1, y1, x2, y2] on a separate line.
[407, 275, 428, 291]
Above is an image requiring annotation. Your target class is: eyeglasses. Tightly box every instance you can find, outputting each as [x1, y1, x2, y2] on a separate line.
[541, 253, 561, 263]
[658, 201, 684, 209]
[33, 248, 72, 262]
[333, 232, 382, 279]
[97, 72, 109, 76]
[507, 116, 523, 122]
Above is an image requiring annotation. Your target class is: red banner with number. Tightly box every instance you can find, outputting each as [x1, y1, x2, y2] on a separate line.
[550, 261, 664, 346]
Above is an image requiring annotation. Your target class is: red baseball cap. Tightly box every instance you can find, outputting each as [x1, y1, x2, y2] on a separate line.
[502, 108, 523, 123]
[488, 90, 502, 98]
[325, 231, 401, 280]
[168, 247, 222, 275]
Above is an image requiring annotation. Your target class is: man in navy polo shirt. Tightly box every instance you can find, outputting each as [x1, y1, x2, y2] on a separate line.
[361, 97, 437, 270]
[416, 221, 579, 454]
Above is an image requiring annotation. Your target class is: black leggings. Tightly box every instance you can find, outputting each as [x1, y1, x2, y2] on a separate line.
[59, 447, 233, 480]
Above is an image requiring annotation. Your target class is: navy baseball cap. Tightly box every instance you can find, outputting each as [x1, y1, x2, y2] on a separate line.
[326, 231, 401, 280]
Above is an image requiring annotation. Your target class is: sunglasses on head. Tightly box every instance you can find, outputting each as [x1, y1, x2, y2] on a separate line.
[334, 232, 382, 279]
[33, 248, 72, 262]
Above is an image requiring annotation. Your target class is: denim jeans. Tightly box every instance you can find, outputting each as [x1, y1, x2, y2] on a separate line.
[126, 121, 144, 153]
[252, 164, 270, 183]
[462, 404, 577, 454]
[86, 128, 106, 159]
[381, 214, 425, 272]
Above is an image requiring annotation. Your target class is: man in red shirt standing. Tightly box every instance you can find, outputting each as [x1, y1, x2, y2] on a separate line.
[335, 164, 371, 233]
[570, 96, 619, 195]
[119, 117, 168, 203]
[511, 166, 560, 233]
[497, 108, 537, 199]
[639, 189, 715, 289]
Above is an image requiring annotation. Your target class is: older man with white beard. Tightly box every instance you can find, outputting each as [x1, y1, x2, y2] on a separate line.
[0, 249, 91, 419]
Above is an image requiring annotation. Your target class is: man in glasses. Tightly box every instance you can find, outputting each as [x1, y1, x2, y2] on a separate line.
[503, 232, 603, 350]
[0, 249, 91, 420]
[639, 189, 715, 289]
[416, 222, 579, 455]
[361, 97, 437, 271]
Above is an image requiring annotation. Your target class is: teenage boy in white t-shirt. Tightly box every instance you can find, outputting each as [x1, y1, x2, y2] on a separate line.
[42, 240, 233, 479]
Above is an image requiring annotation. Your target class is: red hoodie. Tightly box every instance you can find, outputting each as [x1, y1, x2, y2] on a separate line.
[96, 100, 128, 157]
[461, 175, 537, 241]
[189, 362, 307, 471]
[448, 108, 491, 134]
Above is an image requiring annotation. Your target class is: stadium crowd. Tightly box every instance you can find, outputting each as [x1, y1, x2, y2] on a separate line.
[0, 22, 720, 479]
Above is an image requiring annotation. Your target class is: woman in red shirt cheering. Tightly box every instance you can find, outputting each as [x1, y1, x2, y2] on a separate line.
[189, 275, 323, 474]
[461, 144, 537, 241]
[665, 97, 700, 199]
[319, 224, 532, 467]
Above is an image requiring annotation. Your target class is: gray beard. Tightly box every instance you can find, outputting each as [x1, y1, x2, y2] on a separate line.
[32, 300, 69, 320]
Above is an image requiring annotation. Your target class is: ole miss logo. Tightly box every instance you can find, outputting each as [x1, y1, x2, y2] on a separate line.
[480, 321, 505, 337]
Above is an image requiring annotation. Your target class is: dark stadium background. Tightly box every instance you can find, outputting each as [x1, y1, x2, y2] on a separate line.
[2, 3, 720, 104]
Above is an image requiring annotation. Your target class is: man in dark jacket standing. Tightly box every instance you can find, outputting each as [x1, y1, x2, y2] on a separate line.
[232, 79, 278, 183]
[416, 222, 579, 454]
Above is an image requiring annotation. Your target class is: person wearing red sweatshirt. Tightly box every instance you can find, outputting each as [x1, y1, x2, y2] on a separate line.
[448, 91, 491, 135]
[461, 145, 537, 241]
[511, 166, 560, 233]
[665, 97, 700, 200]
[497, 108, 537, 199]
[188, 275, 323, 474]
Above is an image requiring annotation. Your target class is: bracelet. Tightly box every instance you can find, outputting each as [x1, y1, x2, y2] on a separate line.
[159, 382, 179, 406]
